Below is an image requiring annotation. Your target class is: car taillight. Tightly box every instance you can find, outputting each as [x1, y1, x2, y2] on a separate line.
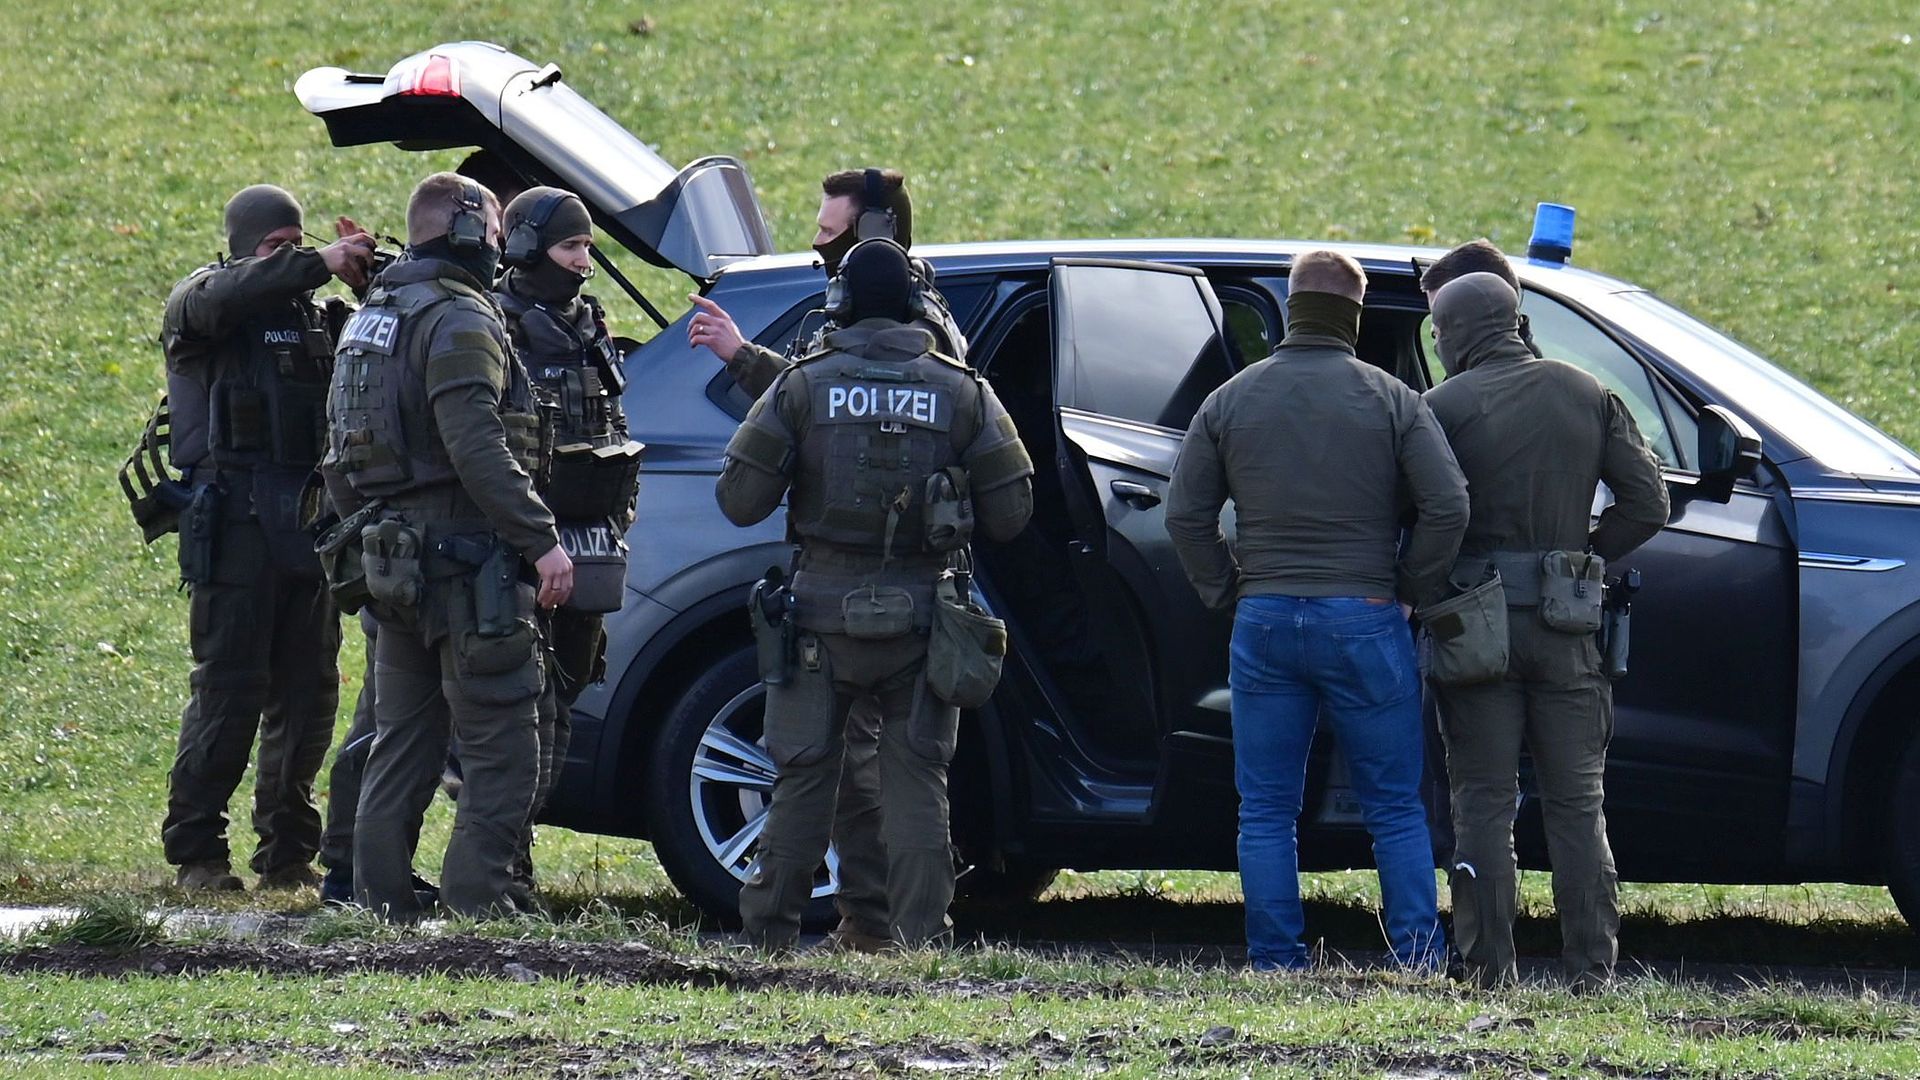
[395, 53, 460, 97]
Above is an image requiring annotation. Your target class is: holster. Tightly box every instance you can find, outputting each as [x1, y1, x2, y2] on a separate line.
[176, 484, 222, 589]
[473, 541, 525, 638]
[314, 501, 383, 614]
[749, 567, 795, 686]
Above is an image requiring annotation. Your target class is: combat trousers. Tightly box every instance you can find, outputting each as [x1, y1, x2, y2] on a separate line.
[739, 631, 958, 948]
[831, 699, 890, 938]
[1438, 610, 1618, 989]
[514, 607, 601, 892]
[355, 580, 541, 920]
[319, 612, 379, 874]
[163, 515, 340, 875]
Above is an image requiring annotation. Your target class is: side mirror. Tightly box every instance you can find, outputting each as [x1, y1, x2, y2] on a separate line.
[1696, 404, 1762, 503]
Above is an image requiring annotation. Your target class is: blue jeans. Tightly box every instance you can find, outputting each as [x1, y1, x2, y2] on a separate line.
[1229, 595, 1445, 969]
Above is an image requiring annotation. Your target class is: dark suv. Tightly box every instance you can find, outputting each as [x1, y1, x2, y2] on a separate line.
[302, 43, 1920, 928]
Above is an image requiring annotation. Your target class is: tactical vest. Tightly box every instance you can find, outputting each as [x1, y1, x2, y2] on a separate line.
[497, 288, 625, 446]
[788, 342, 981, 559]
[164, 264, 333, 474]
[327, 273, 544, 500]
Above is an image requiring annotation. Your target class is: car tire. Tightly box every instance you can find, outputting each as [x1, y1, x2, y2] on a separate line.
[643, 645, 839, 930]
[1885, 734, 1920, 931]
[955, 860, 1058, 908]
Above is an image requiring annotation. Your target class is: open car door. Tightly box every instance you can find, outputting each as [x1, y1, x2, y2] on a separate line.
[1046, 260, 1239, 790]
[295, 42, 773, 283]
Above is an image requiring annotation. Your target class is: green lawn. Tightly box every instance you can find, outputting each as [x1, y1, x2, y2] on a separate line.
[2, 4, 1918, 1069]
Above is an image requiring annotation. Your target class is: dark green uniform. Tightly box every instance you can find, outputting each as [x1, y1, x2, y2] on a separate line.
[159, 243, 343, 886]
[716, 320, 1033, 948]
[322, 254, 558, 919]
[496, 259, 640, 894]
[721, 264, 969, 943]
[1423, 273, 1670, 988]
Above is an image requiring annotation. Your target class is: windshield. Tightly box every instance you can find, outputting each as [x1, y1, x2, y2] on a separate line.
[1602, 291, 1920, 481]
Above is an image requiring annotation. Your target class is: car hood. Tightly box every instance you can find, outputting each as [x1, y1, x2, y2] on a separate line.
[295, 41, 774, 282]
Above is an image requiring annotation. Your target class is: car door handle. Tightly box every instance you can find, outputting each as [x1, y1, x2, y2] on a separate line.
[1110, 480, 1162, 510]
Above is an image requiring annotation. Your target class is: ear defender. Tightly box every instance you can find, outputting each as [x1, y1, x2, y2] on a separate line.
[503, 189, 571, 269]
[447, 178, 490, 254]
[822, 237, 927, 324]
[853, 167, 898, 242]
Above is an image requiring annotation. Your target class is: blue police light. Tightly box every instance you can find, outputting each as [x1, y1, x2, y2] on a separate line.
[1528, 202, 1576, 265]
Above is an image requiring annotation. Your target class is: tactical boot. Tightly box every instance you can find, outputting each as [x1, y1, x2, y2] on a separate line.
[318, 867, 354, 907]
[175, 861, 244, 892]
[823, 917, 894, 955]
[255, 864, 322, 891]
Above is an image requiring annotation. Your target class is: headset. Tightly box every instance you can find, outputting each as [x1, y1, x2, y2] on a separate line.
[446, 177, 490, 254]
[852, 167, 898, 242]
[503, 189, 573, 268]
[822, 237, 928, 324]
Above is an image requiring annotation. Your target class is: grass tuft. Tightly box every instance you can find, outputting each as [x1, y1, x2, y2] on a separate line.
[25, 895, 164, 953]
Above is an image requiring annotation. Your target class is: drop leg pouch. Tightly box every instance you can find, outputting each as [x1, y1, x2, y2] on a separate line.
[1418, 571, 1509, 687]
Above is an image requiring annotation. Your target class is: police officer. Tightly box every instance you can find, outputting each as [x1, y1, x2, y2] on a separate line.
[159, 184, 373, 891]
[315, 159, 527, 906]
[690, 168, 962, 950]
[1423, 272, 1670, 989]
[322, 172, 574, 919]
[716, 238, 1033, 950]
[495, 186, 642, 898]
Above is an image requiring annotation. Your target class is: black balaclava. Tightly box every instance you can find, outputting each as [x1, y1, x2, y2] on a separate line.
[814, 176, 914, 276]
[408, 234, 500, 288]
[1430, 272, 1533, 377]
[1282, 290, 1362, 352]
[503, 187, 595, 306]
[841, 239, 913, 323]
[224, 184, 303, 259]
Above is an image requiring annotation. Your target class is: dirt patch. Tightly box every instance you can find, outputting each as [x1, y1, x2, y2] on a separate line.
[0, 938, 870, 994]
[0, 936, 1129, 1001]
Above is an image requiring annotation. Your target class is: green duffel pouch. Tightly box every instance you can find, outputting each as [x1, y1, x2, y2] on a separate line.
[927, 571, 1008, 709]
[1539, 550, 1606, 634]
[360, 518, 425, 609]
[842, 585, 916, 640]
[1418, 571, 1510, 687]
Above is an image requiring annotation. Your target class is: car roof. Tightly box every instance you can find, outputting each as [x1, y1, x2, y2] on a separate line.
[715, 237, 1642, 307]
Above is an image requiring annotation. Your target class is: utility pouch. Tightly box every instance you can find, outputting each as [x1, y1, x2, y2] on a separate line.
[922, 466, 975, 553]
[176, 484, 223, 588]
[545, 440, 644, 521]
[473, 541, 524, 638]
[842, 585, 915, 640]
[1539, 551, 1606, 634]
[927, 569, 1008, 708]
[119, 395, 193, 543]
[749, 567, 795, 685]
[360, 518, 425, 609]
[314, 501, 382, 614]
[1418, 570, 1510, 687]
[219, 384, 270, 453]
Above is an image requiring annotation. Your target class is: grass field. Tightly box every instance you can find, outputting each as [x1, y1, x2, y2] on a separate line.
[1, 0, 1918, 1073]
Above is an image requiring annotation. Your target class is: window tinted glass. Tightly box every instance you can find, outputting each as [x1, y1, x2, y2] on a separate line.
[1521, 292, 1692, 469]
[1060, 265, 1232, 431]
[1222, 296, 1276, 366]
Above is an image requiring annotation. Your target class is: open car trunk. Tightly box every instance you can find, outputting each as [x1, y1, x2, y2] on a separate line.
[295, 41, 774, 283]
